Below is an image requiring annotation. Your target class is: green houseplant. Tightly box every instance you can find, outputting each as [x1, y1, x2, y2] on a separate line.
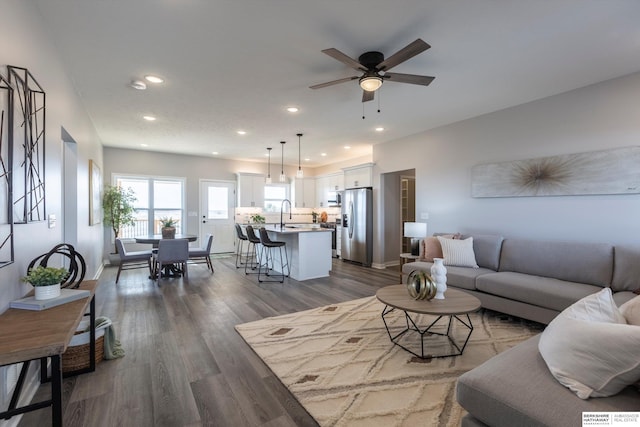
[250, 214, 265, 224]
[103, 185, 137, 254]
[22, 266, 68, 300]
[159, 217, 178, 239]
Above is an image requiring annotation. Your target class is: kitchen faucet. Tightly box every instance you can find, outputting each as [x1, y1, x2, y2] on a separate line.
[280, 199, 292, 229]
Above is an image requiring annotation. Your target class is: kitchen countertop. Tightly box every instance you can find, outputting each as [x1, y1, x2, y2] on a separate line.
[263, 224, 334, 233]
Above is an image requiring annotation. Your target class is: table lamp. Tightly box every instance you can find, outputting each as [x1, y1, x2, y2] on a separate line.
[404, 222, 427, 256]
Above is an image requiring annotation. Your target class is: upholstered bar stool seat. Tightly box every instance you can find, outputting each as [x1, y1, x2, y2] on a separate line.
[244, 225, 262, 275]
[258, 227, 290, 283]
[235, 224, 250, 268]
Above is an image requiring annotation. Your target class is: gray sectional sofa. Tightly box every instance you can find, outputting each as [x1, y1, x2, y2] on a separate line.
[401, 233, 640, 426]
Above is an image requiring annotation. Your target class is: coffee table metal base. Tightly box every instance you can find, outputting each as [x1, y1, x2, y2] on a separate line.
[381, 305, 474, 359]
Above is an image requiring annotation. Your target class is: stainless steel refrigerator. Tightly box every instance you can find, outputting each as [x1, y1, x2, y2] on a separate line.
[341, 187, 373, 267]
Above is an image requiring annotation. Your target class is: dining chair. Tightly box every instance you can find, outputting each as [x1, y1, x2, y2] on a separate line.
[152, 238, 189, 283]
[114, 238, 153, 283]
[188, 234, 214, 272]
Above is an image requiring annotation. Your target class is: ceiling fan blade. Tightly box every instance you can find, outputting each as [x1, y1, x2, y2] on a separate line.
[377, 39, 431, 71]
[309, 76, 359, 89]
[362, 90, 375, 103]
[322, 48, 367, 72]
[383, 72, 435, 86]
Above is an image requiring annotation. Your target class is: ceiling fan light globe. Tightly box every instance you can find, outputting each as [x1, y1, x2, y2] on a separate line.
[359, 76, 382, 92]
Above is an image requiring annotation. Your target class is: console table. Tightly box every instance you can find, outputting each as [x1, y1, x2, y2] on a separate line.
[0, 280, 99, 426]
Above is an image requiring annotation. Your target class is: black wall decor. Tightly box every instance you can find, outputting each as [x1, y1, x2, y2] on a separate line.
[8, 66, 45, 223]
[0, 73, 14, 267]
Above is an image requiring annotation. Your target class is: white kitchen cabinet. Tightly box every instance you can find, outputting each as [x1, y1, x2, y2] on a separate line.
[316, 176, 328, 208]
[292, 177, 316, 208]
[316, 172, 345, 207]
[343, 163, 374, 188]
[237, 173, 265, 207]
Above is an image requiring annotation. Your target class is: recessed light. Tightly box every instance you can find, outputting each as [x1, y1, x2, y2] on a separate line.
[321, 153, 327, 157]
[140, 143, 148, 147]
[143, 115, 156, 121]
[375, 127, 385, 132]
[286, 107, 299, 113]
[130, 80, 147, 90]
[237, 130, 247, 135]
[304, 158, 311, 162]
[344, 146, 351, 149]
[144, 75, 164, 84]
[212, 151, 219, 155]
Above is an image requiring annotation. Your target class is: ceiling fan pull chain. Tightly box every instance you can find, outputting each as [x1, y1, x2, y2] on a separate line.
[362, 102, 365, 120]
[378, 90, 381, 113]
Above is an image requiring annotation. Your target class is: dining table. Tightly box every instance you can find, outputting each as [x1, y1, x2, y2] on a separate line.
[134, 234, 198, 277]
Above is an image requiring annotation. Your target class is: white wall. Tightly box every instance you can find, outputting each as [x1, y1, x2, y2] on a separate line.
[373, 71, 640, 266]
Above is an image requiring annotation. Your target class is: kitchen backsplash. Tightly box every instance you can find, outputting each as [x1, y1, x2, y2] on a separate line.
[235, 206, 340, 224]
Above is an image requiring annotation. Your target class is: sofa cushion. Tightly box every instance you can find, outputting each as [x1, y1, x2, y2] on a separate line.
[421, 236, 444, 261]
[401, 261, 492, 291]
[439, 237, 479, 268]
[475, 271, 602, 312]
[611, 245, 640, 292]
[456, 335, 640, 427]
[620, 295, 640, 325]
[538, 288, 640, 399]
[498, 239, 614, 287]
[460, 234, 504, 271]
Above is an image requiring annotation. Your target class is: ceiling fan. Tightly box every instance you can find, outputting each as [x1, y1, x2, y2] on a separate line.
[310, 38, 435, 102]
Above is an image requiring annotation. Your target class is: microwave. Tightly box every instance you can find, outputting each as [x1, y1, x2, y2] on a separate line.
[328, 191, 342, 206]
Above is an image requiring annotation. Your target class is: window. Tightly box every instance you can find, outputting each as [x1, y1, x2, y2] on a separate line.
[264, 184, 289, 212]
[113, 175, 185, 238]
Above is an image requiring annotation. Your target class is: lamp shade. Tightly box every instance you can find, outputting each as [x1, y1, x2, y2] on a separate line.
[404, 222, 427, 238]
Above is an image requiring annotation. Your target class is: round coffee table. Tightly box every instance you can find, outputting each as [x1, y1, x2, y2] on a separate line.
[376, 285, 481, 359]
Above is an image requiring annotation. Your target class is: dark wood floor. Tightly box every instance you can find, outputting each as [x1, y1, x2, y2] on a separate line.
[19, 256, 400, 427]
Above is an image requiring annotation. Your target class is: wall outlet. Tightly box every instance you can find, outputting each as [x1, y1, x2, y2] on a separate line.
[420, 212, 429, 220]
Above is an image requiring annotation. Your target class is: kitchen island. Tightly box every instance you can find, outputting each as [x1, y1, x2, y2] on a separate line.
[262, 224, 333, 281]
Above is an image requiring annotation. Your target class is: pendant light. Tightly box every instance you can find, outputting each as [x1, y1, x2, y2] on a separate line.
[265, 147, 272, 184]
[296, 133, 303, 178]
[279, 141, 286, 182]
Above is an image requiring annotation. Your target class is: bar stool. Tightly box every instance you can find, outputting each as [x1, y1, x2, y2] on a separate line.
[244, 225, 262, 275]
[258, 227, 290, 283]
[235, 224, 249, 268]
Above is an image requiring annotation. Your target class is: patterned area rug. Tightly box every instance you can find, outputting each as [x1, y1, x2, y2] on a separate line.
[235, 296, 543, 427]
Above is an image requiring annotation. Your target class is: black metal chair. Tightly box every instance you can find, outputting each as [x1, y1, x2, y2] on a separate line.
[258, 227, 290, 283]
[244, 225, 262, 275]
[235, 224, 249, 268]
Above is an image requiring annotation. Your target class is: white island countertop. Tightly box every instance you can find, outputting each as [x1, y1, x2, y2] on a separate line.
[263, 224, 333, 233]
[260, 224, 333, 280]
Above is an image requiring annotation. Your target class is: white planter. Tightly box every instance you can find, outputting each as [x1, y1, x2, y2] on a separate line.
[34, 283, 61, 300]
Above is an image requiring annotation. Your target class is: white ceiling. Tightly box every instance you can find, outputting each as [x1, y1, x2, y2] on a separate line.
[33, 0, 640, 168]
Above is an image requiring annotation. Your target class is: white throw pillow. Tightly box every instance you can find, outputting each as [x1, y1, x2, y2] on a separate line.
[620, 295, 640, 326]
[437, 236, 478, 268]
[538, 288, 640, 399]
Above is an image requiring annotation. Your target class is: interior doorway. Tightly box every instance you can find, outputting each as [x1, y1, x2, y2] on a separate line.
[380, 169, 416, 266]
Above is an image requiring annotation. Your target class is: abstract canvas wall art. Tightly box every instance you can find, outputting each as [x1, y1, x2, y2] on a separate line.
[471, 146, 640, 198]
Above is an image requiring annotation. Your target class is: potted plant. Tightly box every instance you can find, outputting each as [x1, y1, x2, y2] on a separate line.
[250, 214, 265, 224]
[103, 185, 137, 254]
[159, 217, 178, 239]
[22, 266, 68, 300]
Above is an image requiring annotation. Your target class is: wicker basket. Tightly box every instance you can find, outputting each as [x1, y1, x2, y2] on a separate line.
[62, 319, 109, 373]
